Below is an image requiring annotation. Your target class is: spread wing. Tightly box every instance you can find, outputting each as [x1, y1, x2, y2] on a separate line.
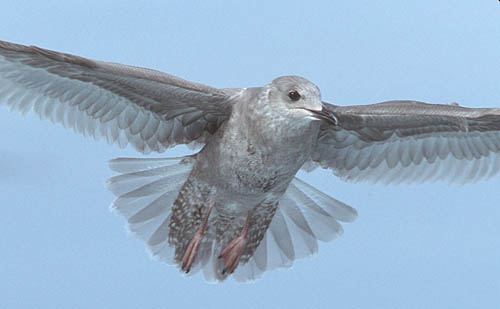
[311, 100, 500, 184]
[0, 40, 238, 153]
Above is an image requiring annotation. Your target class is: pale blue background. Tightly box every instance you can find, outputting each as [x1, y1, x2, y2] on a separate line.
[1, 1, 500, 308]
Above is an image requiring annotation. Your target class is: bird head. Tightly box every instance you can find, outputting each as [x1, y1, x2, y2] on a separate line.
[267, 75, 336, 125]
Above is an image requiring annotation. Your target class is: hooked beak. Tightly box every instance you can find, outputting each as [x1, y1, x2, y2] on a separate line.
[304, 108, 338, 126]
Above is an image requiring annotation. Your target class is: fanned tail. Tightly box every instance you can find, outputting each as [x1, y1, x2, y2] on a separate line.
[108, 161, 358, 283]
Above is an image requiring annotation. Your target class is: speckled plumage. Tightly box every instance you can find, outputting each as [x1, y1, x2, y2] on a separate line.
[3, 39, 500, 282]
[167, 77, 325, 278]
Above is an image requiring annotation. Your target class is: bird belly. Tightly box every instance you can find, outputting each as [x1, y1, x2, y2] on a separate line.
[194, 149, 308, 217]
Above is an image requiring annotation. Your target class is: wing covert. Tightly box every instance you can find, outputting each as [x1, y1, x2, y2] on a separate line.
[0, 40, 237, 153]
[311, 100, 500, 184]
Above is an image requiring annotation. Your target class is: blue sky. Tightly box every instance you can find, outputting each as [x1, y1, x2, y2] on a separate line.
[1, 1, 500, 308]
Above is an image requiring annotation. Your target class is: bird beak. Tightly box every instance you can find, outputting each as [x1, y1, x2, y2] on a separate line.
[304, 108, 337, 126]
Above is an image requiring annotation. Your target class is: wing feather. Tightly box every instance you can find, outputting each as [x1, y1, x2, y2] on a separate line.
[0, 40, 238, 153]
[312, 100, 500, 184]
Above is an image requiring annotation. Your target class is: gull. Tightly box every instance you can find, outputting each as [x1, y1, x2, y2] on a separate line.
[1, 39, 500, 282]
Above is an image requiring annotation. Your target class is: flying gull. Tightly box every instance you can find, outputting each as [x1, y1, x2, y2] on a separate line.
[1, 40, 500, 282]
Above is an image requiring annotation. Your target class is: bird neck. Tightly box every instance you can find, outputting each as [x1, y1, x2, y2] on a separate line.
[229, 93, 317, 152]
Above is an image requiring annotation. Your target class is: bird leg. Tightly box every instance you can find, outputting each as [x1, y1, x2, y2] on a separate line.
[181, 201, 215, 273]
[219, 212, 251, 274]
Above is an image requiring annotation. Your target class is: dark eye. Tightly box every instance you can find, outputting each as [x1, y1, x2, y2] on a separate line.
[287, 90, 301, 101]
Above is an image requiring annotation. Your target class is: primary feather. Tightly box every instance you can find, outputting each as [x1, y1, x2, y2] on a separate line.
[2, 39, 500, 282]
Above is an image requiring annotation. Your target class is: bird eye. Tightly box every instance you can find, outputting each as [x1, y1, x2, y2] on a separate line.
[287, 90, 301, 101]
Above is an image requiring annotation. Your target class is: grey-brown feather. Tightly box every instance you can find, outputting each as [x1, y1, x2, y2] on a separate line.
[167, 176, 214, 262]
[4, 39, 500, 281]
[0, 39, 237, 153]
[312, 101, 500, 183]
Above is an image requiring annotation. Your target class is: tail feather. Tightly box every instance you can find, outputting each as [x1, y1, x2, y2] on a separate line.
[109, 157, 190, 173]
[280, 198, 318, 257]
[230, 177, 358, 282]
[291, 178, 358, 223]
[269, 209, 295, 263]
[107, 156, 194, 262]
[107, 158, 358, 282]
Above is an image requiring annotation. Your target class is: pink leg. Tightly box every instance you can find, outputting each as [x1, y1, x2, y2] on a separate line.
[219, 212, 251, 275]
[181, 201, 215, 273]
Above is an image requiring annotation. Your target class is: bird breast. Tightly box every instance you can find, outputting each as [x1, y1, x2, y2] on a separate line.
[193, 118, 320, 215]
